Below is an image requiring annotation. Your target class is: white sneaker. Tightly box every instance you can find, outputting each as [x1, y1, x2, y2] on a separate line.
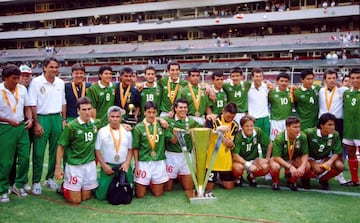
[1, 193, 10, 203]
[23, 183, 31, 193]
[44, 178, 58, 191]
[8, 187, 12, 195]
[335, 172, 347, 184]
[32, 183, 42, 195]
[12, 185, 28, 197]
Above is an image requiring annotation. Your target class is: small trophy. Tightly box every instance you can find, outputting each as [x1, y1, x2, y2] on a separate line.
[125, 103, 137, 125]
[176, 128, 224, 204]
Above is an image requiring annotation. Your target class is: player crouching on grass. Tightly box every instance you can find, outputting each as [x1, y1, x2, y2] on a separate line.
[232, 115, 272, 187]
[302, 113, 344, 190]
[269, 116, 310, 191]
[55, 97, 102, 204]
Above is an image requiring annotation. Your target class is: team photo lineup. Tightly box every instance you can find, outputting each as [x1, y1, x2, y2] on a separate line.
[1, 57, 360, 204]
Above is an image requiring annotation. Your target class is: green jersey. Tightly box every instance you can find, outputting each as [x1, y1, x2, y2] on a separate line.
[268, 87, 293, 120]
[132, 120, 173, 161]
[304, 128, 342, 160]
[343, 88, 360, 139]
[223, 81, 250, 113]
[180, 84, 213, 116]
[210, 86, 228, 115]
[158, 77, 187, 113]
[233, 127, 271, 160]
[294, 85, 320, 130]
[272, 131, 309, 161]
[140, 83, 162, 120]
[58, 118, 102, 165]
[86, 82, 116, 126]
[165, 116, 202, 153]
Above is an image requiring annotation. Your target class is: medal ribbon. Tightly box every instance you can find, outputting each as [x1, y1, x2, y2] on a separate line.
[2, 87, 19, 113]
[120, 83, 131, 109]
[71, 82, 86, 100]
[189, 84, 201, 113]
[110, 127, 122, 154]
[325, 86, 336, 112]
[144, 120, 157, 150]
[287, 137, 296, 161]
[167, 79, 179, 104]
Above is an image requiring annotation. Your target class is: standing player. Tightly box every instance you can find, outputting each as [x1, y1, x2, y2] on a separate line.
[268, 73, 293, 140]
[205, 102, 238, 193]
[28, 57, 66, 195]
[208, 71, 227, 116]
[95, 106, 133, 200]
[342, 68, 360, 186]
[270, 116, 310, 191]
[0, 64, 32, 203]
[303, 113, 344, 190]
[55, 97, 101, 204]
[132, 101, 173, 198]
[86, 65, 115, 126]
[294, 70, 320, 130]
[232, 115, 272, 187]
[139, 66, 162, 121]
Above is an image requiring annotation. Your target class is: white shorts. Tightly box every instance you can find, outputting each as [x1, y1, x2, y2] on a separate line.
[134, 160, 169, 185]
[189, 115, 205, 126]
[64, 161, 98, 191]
[165, 151, 191, 179]
[234, 113, 246, 129]
[270, 119, 286, 141]
[343, 138, 360, 147]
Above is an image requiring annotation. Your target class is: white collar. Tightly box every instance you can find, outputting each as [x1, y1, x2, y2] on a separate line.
[275, 86, 289, 92]
[316, 128, 333, 138]
[241, 129, 257, 138]
[144, 82, 157, 88]
[169, 77, 180, 83]
[175, 115, 188, 122]
[300, 85, 315, 91]
[250, 82, 265, 89]
[211, 84, 223, 93]
[77, 117, 94, 125]
[98, 80, 113, 88]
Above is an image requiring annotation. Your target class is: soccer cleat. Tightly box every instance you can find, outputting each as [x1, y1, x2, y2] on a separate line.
[12, 185, 28, 197]
[1, 193, 10, 203]
[234, 176, 243, 187]
[56, 182, 64, 195]
[319, 180, 330, 190]
[272, 183, 280, 191]
[300, 178, 310, 189]
[341, 181, 360, 187]
[44, 178, 58, 191]
[247, 174, 257, 187]
[23, 183, 31, 193]
[287, 181, 298, 191]
[335, 173, 347, 184]
[32, 183, 42, 195]
[204, 191, 215, 198]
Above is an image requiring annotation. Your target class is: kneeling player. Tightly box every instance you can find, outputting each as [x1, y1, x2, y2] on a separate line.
[232, 115, 272, 187]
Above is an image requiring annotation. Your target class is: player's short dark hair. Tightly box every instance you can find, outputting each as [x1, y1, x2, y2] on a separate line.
[349, 68, 360, 77]
[76, 96, 92, 109]
[240, 115, 256, 127]
[43, 56, 58, 68]
[276, 72, 290, 81]
[223, 102, 238, 114]
[188, 67, 200, 76]
[317, 113, 336, 129]
[71, 63, 85, 73]
[251, 67, 263, 77]
[285, 116, 301, 127]
[300, 70, 314, 80]
[144, 101, 158, 111]
[173, 98, 188, 109]
[120, 66, 133, 76]
[2, 64, 21, 80]
[145, 65, 156, 74]
[212, 71, 223, 80]
[230, 67, 243, 75]
[167, 61, 180, 71]
[98, 65, 112, 76]
[107, 106, 122, 118]
[323, 68, 338, 79]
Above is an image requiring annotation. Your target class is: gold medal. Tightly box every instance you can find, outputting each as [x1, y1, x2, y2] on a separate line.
[71, 82, 85, 100]
[167, 79, 179, 105]
[150, 151, 156, 157]
[114, 154, 120, 162]
[188, 84, 201, 116]
[195, 111, 200, 117]
[121, 109, 126, 115]
[110, 127, 122, 162]
[120, 83, 131, 110]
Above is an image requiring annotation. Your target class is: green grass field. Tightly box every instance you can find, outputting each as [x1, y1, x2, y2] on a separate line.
[1, 167, 359, 223]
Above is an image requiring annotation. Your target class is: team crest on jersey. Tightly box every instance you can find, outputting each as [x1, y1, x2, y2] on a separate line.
[346, 95, 350, 98]
[158, 127, 163, 135]
[253, 137, 257, 145]
[112, 89, 115, 95]
[274, 94, 279, 98]
[156, 89, 161, 95]
[99, 92, 104, 96]
[229, 87, 233, 91]
[327, 139, 332, 146]
[40, 86, 46, 95]
[300, 95, 305, 99]
[93, 125, 98, 133]
[296, 141, 301, 148]
[312, 139, 318, 143]
[77, 130, 83, 135]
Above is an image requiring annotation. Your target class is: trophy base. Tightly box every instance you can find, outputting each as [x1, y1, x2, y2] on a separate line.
[124, 118, 137, 125]
[189, 196, 217, 204]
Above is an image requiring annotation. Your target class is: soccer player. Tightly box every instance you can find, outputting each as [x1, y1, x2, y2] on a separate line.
[64, 63, 91, 123]
[139, 65, 162, 121]
[132, 101, 173, 198]
[205, 102, 239, 193]
[164, 98, 202, 196]
[95, 106, 133, 200]
[342, 68, 360, 186]
[294, 70, 321, 130]
[270, 116, 310, 191]
[268, 72, 293, 140]
[28, 56, 66, 195]
[158, 61, 187, 117]
[0, 64, 32, 203]
[115, 66, 141, 125]
[180, 67, 212, 125]
[222, 67, 250, 126]
[232, 115, 272, 187]
[208, 71, 227, 116]
[55, 97, 101, 204]
[86, 65, 116, 126]
[303, 113, 344, 190]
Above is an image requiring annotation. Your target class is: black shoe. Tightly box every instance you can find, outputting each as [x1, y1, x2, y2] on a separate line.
[287, 181, 298, 191]
[234, 176, 243, 187]
[300, 178, 310, 189]
[56, 182, 64, 195]
[341, 181, 360, 187]
[272, 183, 280, 191]
[319, 180, 330, 190]
[247, 174, 257, 187]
